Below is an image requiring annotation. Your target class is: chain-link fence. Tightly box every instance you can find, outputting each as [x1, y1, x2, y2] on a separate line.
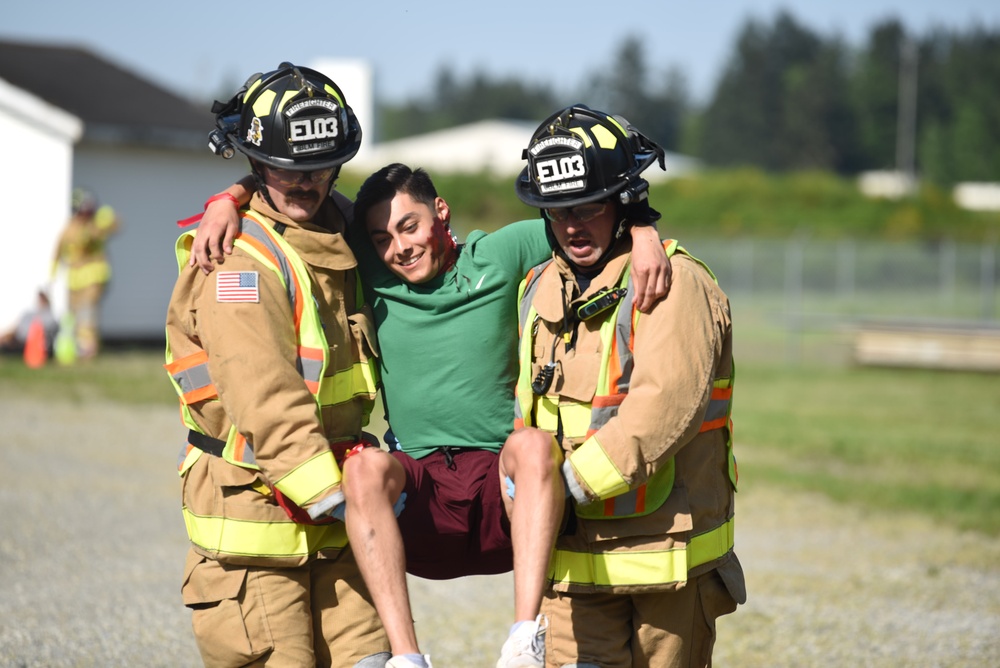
[680, 237, 1000, 366]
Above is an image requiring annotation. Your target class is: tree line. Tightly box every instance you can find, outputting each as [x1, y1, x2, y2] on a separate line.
[377, 11, 1000, 186]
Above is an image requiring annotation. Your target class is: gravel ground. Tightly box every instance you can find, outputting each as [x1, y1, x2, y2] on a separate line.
[1, 397, 997, 667]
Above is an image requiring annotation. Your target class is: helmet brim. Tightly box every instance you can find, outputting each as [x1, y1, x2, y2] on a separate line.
[233, 137, 361, 171]
[515, 166, 627, 209]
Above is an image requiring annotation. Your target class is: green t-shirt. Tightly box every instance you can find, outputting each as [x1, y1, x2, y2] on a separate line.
[353, 218, 551, 459]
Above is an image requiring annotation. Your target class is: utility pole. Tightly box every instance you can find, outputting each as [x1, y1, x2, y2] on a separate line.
[896, 37, 919, 186]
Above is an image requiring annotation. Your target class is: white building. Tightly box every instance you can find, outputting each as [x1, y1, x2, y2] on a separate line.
[0, 39, 248, 340]
[0, 76, 82, 330]
[346, 118, 702, 181]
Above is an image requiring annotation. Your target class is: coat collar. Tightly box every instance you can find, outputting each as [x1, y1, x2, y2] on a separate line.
[249, 194, 357, 271]
[532, 241, 632, 323]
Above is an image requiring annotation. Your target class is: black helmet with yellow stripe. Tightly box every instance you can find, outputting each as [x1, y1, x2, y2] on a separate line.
[210, 62, 362, 171]
[515, 104, 664, 209]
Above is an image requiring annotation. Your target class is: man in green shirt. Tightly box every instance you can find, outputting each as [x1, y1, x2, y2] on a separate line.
[192, 162, 669, 668]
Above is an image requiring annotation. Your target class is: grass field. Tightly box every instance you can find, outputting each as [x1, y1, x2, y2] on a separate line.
[3, 345, 997, 536]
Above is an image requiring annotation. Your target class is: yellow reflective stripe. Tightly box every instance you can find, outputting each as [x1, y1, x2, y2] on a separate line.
[548, 518, 735, 588]
[94, 205, 116, 230]
[178, 447, 202, 475]
[182, 507, 347, 557]
[67, 262, 111, 289]
[559, 402, 593, 439]
[570, 436, 629, 500]
[689, 517, 735, 568]
[549, 545, 688, 587]
[515, 303, 536, 427]
[589, 123, 618, 150]
[322, 84, 344, 107]
[536, 396, 560, 431]
[251, 89, 276, 117]
[273, 450, 342, 507]
[318, 361, 378, 406]
[278, 89, 299, 113]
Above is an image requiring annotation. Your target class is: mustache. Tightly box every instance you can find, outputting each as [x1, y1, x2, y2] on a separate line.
[285, 188, 321, 200]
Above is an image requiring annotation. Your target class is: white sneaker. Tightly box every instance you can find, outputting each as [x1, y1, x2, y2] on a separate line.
[496, 614, 547, 668]
[385, 655, 433, 668]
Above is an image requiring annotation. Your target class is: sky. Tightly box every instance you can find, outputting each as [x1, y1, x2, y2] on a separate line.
[5, 0, 1000, 108]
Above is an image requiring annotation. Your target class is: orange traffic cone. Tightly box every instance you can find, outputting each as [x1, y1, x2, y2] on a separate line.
[23, 316, 48, 369]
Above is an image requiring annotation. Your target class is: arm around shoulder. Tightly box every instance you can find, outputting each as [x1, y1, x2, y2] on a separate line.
[189, 175, 255, 274]
[629, 224, 670, 312]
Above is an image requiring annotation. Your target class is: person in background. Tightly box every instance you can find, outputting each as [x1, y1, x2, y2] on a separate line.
[0, 290, 58, 358]
[52, 188, 119, 360]
[164, 62, 390, 668]
[509, 104, 746, 667]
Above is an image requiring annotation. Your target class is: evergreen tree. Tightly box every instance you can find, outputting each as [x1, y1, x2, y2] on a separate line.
[852, 19, 907, 170]
[577, 35, 689, 150]
[699, 11, 860, 172]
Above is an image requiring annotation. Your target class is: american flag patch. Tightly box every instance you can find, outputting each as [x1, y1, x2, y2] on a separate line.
[216, 271, 259, 303]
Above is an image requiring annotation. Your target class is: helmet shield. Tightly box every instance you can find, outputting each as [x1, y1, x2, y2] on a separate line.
[213, 63, 362, 171]
[527, 134, 590, 200]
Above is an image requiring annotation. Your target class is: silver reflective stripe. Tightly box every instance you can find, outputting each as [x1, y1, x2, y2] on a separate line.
[518, 261, 550, 331]
[589, 404, 620, 431]
[609, 488, 641, 515]
[171, 363, 212, 396]
[240, 218, 297, 315]
[705, 395, 732, 423]
[613, 273, 635, 393]
[300, 356, 323, 388]
[241, 442, 257, 466]
[241, 217, 316, 388]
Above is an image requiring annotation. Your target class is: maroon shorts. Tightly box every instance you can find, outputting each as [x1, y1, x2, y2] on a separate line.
[391, 447, 513, 580]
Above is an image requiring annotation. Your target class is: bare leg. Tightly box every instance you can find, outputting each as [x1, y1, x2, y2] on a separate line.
[499, 428, 565, 622]
[342, 449, 420, 655]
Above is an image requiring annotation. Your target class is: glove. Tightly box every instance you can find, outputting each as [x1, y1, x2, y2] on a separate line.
[306, 489, 345, 521]
[504, 475, 572, 500]
[325, 492, 408, 522]
[561, 460, 590, 505]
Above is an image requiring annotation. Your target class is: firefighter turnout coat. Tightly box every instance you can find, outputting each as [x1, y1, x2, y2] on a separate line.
[515, 240, 745, 599]
[165, 194, 379, 567]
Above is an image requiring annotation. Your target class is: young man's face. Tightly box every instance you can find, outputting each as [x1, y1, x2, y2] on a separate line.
[365, 192, 455, 284]
[261, 165, 335, 222]
[545, 201, 616, 268]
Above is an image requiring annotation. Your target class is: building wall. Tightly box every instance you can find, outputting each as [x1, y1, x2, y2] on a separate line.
[310, 58, 375, 158]
[0, 79, 81, 332]
[73, 143, 249, 339]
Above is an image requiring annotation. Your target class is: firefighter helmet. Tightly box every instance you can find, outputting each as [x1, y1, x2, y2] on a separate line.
[515, 104, 665, 209]
[210, 62, 362, 171]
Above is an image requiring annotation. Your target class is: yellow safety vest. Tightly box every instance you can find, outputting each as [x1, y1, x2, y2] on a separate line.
[515, 240, 737, 589]
[164, 211, 379, 559]
[67, 261, 111, 291]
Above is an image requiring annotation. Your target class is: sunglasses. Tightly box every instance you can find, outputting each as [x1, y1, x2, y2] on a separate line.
[544, 202, 608, 224]
[266, 166, 336, 187]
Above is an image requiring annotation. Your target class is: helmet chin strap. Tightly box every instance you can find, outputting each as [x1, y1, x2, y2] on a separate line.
[250, 163, 279, 211]
[546, 209, 629, 276]
[581, 214, 628, 275]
